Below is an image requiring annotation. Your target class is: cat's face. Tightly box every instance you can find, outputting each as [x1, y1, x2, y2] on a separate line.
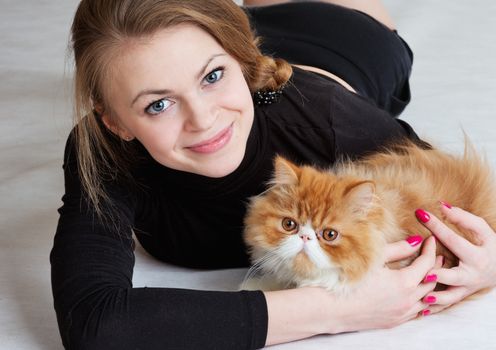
[244, 157, 385, 289]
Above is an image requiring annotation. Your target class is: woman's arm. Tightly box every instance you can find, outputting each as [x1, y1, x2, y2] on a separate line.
[414, 203, 496, 314]
[51, 135, 268, 349]
[243, 0, 395, 30]
[263, 236, 438, 346]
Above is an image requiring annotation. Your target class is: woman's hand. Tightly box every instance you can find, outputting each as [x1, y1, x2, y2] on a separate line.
[326, 235, 438, 333]
[415, 203, 496, 314]
[264, 236, 438, 346]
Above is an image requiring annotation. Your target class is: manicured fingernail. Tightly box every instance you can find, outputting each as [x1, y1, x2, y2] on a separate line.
[415, 209, 430, 223]
[422, 309, 431, 316]
[424, 295, 436, 304]
[406, 235, 423, 247]
[440, 201, 452, 209]
[424, 274, 437, 283]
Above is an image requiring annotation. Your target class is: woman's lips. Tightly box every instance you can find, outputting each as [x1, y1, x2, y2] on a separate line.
[187, 124, 233, 154]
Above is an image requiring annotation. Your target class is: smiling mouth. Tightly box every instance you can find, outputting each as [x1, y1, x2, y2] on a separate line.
[186, 124, 233, 154]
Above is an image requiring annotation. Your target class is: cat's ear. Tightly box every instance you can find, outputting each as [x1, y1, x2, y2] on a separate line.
[272, 156, 300, 186]
[344, 181, 376, 216]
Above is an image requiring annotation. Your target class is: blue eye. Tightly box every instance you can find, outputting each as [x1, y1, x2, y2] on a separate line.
[203, 68, 224, 85]
[145, 99, 172, 115]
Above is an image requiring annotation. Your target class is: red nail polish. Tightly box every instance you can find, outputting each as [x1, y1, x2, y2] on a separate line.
[440, 201, 452, 209]
[424, 274, 437, 283]
[415, 209, 430, 223]
[425, 295, 436, 304]
[406, 235, 423, 247]
[422, 309, 431, 316]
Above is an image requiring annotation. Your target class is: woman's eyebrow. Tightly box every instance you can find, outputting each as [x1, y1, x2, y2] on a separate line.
[196, 53, 226, 80]
[131, 53, 227, 107]
[131, 88, 172, 107]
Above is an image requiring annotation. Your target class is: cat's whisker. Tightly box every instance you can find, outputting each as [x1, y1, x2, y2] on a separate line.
[244, 260, 266, 279]
[243, 250, 281, 280]
[241, 251, 287, 290]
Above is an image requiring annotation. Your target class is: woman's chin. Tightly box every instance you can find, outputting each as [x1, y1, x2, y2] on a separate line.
[201, 159, 243, 178]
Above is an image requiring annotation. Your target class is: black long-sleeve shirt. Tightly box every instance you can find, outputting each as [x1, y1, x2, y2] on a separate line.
[51, 3, 418, 349]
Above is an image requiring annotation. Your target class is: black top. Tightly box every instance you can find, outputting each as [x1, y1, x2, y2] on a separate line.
[51, 3, 420, 350]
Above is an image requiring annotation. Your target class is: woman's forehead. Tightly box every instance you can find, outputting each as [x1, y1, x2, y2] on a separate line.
[105, 24, 231, 104]
[115, 25, 225, 74]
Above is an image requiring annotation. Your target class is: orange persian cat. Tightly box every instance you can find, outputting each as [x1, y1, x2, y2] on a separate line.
[242, 141, 496, 293]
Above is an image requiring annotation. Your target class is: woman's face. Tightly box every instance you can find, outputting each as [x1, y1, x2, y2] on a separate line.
[104, 24, 254, 177]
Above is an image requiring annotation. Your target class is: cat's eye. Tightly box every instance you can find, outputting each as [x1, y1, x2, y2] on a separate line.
[281, 217, 298, 232]
[321, 228, 339, 241]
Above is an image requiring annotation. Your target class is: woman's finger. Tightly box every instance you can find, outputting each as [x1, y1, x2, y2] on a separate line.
[434, 255, 444, 268]
[415, 208, 478, 260]
[428, 266, 467, 286]
[425, 304, 450, 315]
[403, 236, 436, 282]
[422, 286, 469, 307]
[413, 276, 437, 301]
[385, 235, 423, 263]
[409, 300, 431, 318]
[440, 204, 495, 245]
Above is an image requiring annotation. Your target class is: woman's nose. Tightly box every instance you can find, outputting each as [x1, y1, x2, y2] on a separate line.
[183, 97, 217, 132]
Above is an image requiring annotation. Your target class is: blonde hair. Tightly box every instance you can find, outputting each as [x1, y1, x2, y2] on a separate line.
[70, 0, 293, 216]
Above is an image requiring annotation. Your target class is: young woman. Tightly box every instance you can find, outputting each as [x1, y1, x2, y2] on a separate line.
[50, 0, 496, 348]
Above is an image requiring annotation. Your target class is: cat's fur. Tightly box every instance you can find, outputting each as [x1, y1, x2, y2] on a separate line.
[242, 140, 496, 293]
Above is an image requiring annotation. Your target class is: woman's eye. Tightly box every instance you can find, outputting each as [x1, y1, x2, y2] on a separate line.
[145, 99, 172, 115]
[281, 217, 298, 232]
[203, 68, 224, 85]
[321, 228, 339, 242]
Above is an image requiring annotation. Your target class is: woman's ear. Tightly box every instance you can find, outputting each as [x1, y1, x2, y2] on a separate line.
[97, 106, 135, 142]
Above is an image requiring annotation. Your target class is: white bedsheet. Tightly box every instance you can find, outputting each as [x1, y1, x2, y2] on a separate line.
[1, 1, 495, 349]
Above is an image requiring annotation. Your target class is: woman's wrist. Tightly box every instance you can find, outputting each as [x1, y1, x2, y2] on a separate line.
[314, 288, 361, 335]
[263, 287, 335, 346]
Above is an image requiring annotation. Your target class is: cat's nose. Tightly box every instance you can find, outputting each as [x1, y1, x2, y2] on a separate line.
[299, 234, 311, 242]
